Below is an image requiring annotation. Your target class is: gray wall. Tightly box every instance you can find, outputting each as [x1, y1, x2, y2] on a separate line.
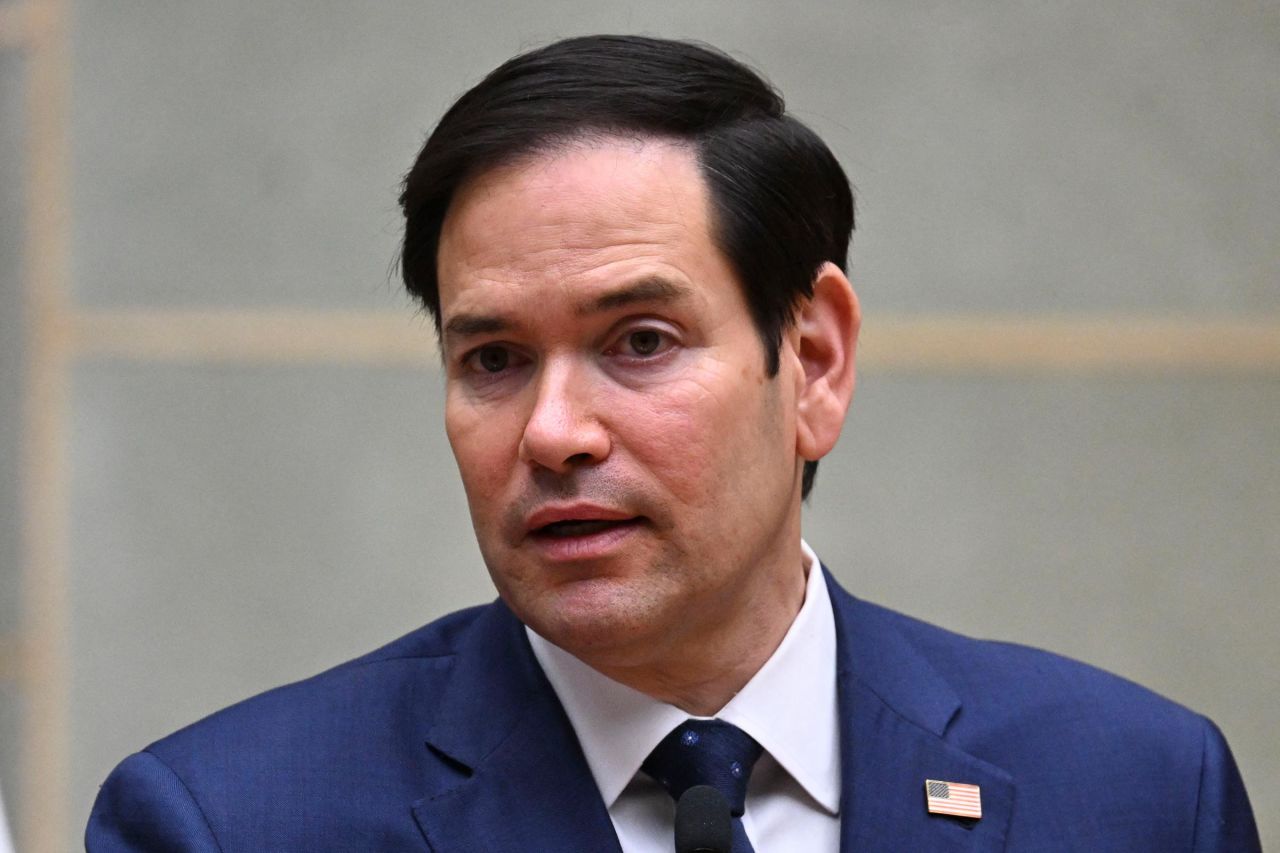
[2, 1, 1277, 848]
[0, 42, 28, 844]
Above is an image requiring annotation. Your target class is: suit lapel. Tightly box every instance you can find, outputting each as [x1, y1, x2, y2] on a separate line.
[411, 574, 1016, 851]
[827, 571, 1015, 852]
[411, 602, 621, 853]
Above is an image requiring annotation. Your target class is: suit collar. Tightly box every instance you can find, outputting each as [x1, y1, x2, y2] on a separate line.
[411, 575, 1016, 852]
[826, 568, 1014, 851]
[826, 567, 961, 736]
[412, 600, 621, 852]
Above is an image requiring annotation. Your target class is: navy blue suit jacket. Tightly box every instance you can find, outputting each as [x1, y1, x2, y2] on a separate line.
[88, 571, 1260, 851]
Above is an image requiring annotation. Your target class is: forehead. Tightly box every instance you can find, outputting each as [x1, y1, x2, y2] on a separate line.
[436, 139, 733, 317]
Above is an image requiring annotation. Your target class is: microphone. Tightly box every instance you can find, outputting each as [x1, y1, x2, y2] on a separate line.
[674, 785, 732, 853]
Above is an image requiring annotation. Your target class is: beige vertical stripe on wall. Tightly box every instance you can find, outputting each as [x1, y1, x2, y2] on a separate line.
[0, 637, 18, 681]
[0, 4, 31, 50]
[16, 0, 72, 851]
[0, 1, 58, 50]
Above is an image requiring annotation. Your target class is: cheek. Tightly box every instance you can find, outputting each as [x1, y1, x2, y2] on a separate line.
[677, 373, 791, 490]
[631, 407, 710, 496]
[612, 372, 765, 506]
[445, 399, 518, 510]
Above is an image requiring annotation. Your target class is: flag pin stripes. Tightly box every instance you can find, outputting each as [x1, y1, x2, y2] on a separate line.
[925, 779, 982, 819]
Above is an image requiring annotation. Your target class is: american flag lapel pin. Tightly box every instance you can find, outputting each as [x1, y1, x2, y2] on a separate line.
[925, 779, 982, 819]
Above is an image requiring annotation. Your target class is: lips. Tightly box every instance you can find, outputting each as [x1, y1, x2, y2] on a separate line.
[536, 518, 639, 537]
[522, 504, 646, 558]
[525, 503, 639, 533]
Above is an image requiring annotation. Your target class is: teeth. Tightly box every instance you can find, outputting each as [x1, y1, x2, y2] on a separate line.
[541, 519, 621, 537]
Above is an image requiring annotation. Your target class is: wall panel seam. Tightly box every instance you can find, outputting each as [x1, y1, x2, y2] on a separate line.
[64, 309, 1280, 374]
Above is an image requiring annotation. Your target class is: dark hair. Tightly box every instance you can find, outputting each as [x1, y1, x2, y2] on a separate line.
[400, 35, 854, 498]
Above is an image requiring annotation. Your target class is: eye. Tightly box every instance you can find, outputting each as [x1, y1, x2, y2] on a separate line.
[463, 344, 519, 374]
[612, 327, 674, 358]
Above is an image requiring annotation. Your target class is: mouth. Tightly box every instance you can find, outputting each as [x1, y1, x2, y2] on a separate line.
[521, 507, 647, 560]
[531, 517, 644, 539]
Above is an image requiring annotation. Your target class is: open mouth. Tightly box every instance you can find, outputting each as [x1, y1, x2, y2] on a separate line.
[532, 517, 643, 538]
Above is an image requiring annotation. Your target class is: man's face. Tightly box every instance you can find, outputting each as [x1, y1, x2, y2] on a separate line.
[437, 139, 808, 669]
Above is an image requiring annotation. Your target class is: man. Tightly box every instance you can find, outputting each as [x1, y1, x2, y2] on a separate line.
[87, 35, 1259, 851]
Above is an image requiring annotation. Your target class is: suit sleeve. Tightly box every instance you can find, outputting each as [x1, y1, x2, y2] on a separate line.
[86, 751, 222, 852]
[1191, 716, 1261, 853]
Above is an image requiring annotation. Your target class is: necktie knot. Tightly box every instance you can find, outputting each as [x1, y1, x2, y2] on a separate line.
[641, 719, 763, 816]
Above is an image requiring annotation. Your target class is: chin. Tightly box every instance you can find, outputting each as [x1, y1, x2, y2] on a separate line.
[519, 576, 670, 663]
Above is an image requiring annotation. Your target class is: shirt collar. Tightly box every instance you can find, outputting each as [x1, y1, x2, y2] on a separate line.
[526, 540, 840, 814]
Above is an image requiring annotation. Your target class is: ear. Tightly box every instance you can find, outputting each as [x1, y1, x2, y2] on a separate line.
[792, 262, 860, 462]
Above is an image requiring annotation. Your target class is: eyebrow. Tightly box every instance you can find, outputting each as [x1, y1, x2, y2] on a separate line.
[579, 276, 692, 315]
[443, 313, 510, 341]
[443, 276, 693, 344]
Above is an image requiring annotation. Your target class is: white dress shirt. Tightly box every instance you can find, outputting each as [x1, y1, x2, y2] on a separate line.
[527, 541, 841, 852]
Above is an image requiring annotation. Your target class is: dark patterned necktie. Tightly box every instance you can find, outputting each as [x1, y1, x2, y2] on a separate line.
[641, 719, 763, 852]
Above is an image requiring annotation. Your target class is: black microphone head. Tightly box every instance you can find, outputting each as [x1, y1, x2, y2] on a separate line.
[674, 784, 732, 853]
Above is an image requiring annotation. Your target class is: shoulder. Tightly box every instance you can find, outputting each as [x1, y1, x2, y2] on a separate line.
[834, 592, 1260, 850]
[849, 594, 1207, 758]
[152, 602, 489, 758]
[88, 603, 498, 850]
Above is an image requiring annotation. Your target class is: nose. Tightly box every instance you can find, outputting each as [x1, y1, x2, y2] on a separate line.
[518, 359, 610, 473]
